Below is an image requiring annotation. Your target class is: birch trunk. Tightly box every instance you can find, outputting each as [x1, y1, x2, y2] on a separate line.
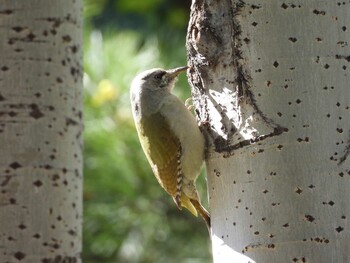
[0, 1, 83, 262]
[186, 0, 350, 262]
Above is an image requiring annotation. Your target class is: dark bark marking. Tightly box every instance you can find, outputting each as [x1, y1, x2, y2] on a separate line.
[29, 103, 44, 119]
[295, 187, 303, 194]
[62, 35, 72, 43]
[313, 9, 326, 15]
[338, 131, 350, 165]
[292, 257, 307, 263]
[33, 180, 43, 187]
[335, 54, 350, 62]
[41, 255, 78, 263]
[0, 9, 13, 15]
[1, 175, 11, 186]
[304, 214, 315, 223]
[14, 251, 26, 260]
[221, 127, 286, 157]
[9, 161, 22, 169]
[18, 224, 26, 229]
[335, 226, 344, 233]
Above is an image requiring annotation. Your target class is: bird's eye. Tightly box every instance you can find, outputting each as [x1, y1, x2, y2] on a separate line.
[154, 72, 165, 80]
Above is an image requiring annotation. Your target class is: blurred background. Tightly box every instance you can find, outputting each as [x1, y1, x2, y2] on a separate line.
[83, 0, 212, 262]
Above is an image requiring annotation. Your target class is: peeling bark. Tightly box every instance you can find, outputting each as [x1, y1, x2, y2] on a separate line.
[187, 0, 350, 262]
[0, 1, 83, 262]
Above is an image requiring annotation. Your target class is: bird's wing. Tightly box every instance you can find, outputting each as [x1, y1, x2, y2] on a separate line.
[138, 111, 179, 197]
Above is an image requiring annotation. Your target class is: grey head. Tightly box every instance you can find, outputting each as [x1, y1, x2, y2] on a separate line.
[131, 66, 188, 93]
[130, 66, 188, 116]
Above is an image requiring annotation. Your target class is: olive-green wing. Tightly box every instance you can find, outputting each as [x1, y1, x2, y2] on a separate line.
[138, 112, 179, 197]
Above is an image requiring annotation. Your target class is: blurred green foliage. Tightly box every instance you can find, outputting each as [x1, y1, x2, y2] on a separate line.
[83, 0, 212, 262]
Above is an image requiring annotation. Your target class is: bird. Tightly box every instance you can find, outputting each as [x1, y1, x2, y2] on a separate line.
[130, 66, 210, 229]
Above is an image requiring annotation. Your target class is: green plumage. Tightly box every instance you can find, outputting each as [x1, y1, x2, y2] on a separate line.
[139, 111, 179, 197]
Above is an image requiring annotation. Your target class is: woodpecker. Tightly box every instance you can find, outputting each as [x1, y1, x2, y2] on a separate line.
[130, 66, 210, 229]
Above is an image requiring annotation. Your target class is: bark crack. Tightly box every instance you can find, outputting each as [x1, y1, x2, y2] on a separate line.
[338, 131, 350, 165]
[186, 0, 286, 156]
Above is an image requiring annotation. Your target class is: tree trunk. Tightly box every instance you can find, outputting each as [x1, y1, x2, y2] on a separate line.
[187, 0, 350, 262]
[0, 1, 83, 262]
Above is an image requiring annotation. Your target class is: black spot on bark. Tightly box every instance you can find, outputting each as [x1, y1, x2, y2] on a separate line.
[71, 45, 78, 53]
[250, 4, 261, 9]
[70, 67, 76, 76]
[295, 187, 303, 194]
[41, 255, 78, 263]
[14, 251, 26, 260]
[29, 104, 44, 119]
[335, 54, 350, 62]
[62, 35, 72, 43]
[68, 229, 77, 236]
[33, 180, 43, 187]
[33, 233, 41, 239]
[304, 214, 315, 222]
[27, 32, 36, 41]
[1, 175, 11, 186]
[66, 117, 79, 126]
[214, 169, 221, 177]
[0, 9, 13, 14]
[10, 161, 21, 169]
[336, 226, 344, 232]
[18, 224, 26, 229]
[313, 9, 326, 15]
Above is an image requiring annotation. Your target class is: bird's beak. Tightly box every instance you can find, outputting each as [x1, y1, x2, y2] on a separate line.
[166, 66, 189, 79]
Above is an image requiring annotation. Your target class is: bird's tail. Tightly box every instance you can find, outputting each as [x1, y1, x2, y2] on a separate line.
[176, 194, 198, 217]
[190, 199, 211, 232]
[174, 194, 211, 233]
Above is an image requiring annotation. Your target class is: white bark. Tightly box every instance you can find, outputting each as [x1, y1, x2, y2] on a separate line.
[0, 1, 83, 262]
[187, 0, 350, 262]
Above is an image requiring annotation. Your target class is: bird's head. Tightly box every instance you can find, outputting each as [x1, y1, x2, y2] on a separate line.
[131, 66, 188, 94]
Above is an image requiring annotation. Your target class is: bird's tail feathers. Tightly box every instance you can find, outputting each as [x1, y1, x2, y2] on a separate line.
[173, 194, 211, 233]
[180, 195, 198, 217]
[190, 199, 211, 232]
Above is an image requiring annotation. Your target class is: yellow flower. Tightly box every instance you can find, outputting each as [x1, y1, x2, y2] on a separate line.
[92, 79, 118, 106]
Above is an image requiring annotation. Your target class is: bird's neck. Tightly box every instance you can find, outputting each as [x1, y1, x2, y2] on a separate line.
[140, 90, 170, 116]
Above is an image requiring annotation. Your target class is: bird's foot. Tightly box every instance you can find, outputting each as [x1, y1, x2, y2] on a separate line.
[185, 97, 194, 111]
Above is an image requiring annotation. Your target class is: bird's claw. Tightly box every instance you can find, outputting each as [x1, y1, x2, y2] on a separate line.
[185, 98, 194, 111]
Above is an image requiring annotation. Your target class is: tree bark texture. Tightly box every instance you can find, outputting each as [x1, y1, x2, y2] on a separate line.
[0, 1, 83, 262]
[187, 0, 350, 262]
